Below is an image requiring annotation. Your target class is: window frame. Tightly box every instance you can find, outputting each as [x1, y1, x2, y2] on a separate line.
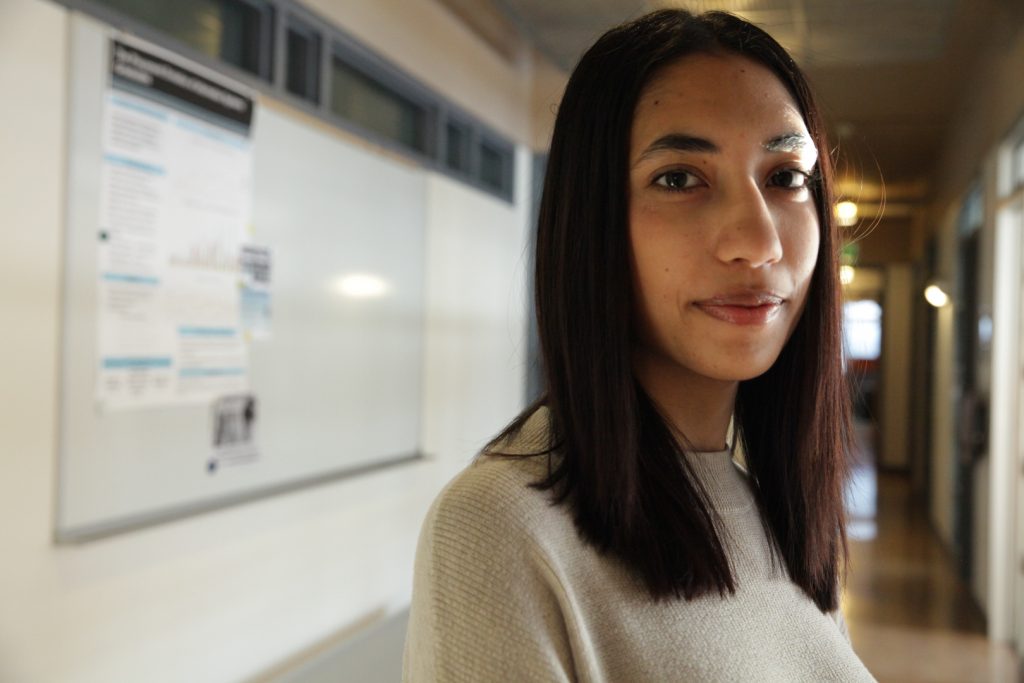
[442, 114, 474, 179]
[476, 132, 515, 202]
[71, 0, 277, 81]
[327, 37, 439, 162]
[60, 0, 517, 203]
[283, 13, 322, 105]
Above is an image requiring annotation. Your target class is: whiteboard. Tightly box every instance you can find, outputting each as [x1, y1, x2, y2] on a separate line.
[57, 14, 425, 541]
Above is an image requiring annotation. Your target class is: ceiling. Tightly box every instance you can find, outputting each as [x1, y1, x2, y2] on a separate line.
[444, 0, 1024, 216]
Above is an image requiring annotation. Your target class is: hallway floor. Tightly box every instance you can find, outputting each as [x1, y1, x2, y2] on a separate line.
[843, 423, 1020, 682]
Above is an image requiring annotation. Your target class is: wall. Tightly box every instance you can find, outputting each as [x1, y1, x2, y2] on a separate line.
[926, 7, 1024, 638]
[932, 10, 1024, 206]
[0, 0, 535, 680]
[928, 286, 957, 550]
[857, 216, 913, 265]
[298, 0, 569, 153]
[923, 197, 959, 551]
[529, 50, 568, 152]
[302, 0, 533, 144]
[846, 214, 916, 476]
[970, 155, 1000, 614]
[420, 158, 532, 482]
[880, 264, 912, 470]
[0, 1, 68, 678]
[987, 197, 1021, 641]
[973, 454, 991, 611]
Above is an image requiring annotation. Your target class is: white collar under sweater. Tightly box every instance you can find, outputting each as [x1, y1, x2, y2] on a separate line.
[403, 408, 878, 682]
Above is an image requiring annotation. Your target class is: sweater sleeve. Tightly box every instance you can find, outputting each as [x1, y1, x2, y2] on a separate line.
[402, 463, 576, 683]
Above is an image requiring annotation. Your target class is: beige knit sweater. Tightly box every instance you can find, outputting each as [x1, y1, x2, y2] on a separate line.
[403, 410, 877, 682]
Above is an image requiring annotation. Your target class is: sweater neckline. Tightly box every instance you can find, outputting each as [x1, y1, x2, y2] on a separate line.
[502, 407, 756, 514]
[681, 449, 755, 514]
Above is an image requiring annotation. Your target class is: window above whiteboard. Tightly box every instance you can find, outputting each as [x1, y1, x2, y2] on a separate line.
[81, 0, 276, 80]
[68, 0, 518, 203]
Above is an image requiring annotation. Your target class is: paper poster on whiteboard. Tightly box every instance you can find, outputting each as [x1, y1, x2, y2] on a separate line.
[95, 38, 256, 409]
[239, 244, 272, 339]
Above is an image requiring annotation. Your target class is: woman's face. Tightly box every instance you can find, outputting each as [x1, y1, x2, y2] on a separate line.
[628, 52, 820, 387]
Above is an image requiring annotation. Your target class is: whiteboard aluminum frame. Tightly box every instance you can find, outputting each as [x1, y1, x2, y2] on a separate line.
[56, 15, 429, 543]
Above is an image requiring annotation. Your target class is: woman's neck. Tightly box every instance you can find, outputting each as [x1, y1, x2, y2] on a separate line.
[633, 352, 737, 452]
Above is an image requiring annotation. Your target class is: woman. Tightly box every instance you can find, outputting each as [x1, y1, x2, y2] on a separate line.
[404, 9, 876, 682]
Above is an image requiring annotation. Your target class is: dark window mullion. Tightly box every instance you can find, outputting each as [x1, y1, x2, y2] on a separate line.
[260, 2, 275, 82]
[272, 1, 288, 90]
[468, 127, 482, 187]
[478, 136, 512, 199]
[318, 24, 332, 118]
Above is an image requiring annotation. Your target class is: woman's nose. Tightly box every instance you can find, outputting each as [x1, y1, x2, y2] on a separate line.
[713, 182, 784, 268]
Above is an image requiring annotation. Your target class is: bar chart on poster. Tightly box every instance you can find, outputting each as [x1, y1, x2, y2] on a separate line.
[56, 14, 425, 541]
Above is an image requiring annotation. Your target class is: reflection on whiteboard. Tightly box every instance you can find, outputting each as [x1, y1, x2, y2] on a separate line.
[96, 38, 254, 409]
[209, 393, 259, 471]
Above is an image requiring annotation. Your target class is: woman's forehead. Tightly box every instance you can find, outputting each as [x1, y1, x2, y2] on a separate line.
[633, 52, 809, 143]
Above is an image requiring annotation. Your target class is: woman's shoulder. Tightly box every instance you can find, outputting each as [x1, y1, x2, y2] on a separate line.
[429, 457, 549, 537]
[405, 409, 579, 682]
[425, 407, 562, 544]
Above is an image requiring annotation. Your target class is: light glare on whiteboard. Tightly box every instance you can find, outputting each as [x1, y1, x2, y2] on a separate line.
[334, 273, 389, 299]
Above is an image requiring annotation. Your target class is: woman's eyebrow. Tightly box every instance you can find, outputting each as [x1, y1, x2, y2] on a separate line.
[634, 133, 718, 165]
[763, 132, 814, 154]
[635, 132, 816, 165]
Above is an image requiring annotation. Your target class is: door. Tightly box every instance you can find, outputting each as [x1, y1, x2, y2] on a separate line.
[954, 230, 981, 581]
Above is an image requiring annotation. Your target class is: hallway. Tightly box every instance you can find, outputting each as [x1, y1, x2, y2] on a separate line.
[843, 422, 1020, 682]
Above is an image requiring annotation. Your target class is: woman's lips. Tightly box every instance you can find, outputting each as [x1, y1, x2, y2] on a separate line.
[693, 293, 785, 326]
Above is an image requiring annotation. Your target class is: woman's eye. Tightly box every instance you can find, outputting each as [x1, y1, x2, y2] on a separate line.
[770, 169, 811, 189]
[653, 171, 701, 191]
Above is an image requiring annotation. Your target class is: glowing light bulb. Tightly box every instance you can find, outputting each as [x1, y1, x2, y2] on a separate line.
[924, 284, 949, 308]
[835, 201, 859, 227]
[840, 265, 855, 285]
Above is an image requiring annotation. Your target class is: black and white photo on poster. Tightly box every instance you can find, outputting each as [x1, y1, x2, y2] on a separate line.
[209, 393, 258, 471]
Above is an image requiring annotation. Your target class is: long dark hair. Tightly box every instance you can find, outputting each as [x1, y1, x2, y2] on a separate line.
[490, 9, 851, 611]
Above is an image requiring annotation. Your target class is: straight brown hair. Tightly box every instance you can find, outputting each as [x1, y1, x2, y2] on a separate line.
[490, 9, 851, 611]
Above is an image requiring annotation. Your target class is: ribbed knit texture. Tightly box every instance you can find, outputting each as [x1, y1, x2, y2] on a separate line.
[403, 410, 878, 682]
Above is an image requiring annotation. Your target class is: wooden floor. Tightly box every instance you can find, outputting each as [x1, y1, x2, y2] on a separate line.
[843, 423, 1021, 683]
